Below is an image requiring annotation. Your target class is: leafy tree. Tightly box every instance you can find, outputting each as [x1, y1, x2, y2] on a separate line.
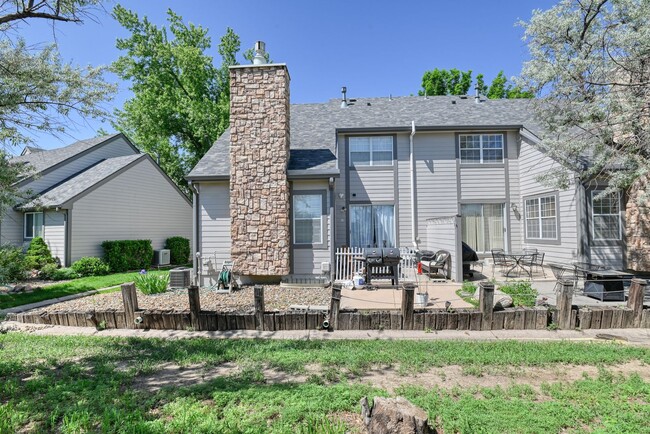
[487, 71, 534, 99]
[112, 6, 254, 191]
[419, 68, 532, 99]
[0, 0, 115, 216]
[419, 68, 472, 96]
[518, 0, 650, 190]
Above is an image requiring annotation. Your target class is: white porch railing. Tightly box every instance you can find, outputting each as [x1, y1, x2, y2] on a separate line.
[334, 247, 417, 282]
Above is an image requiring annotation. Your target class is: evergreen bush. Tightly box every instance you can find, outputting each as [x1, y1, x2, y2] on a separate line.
[101, 240, 153, 272]
[165, 236, 190, 265]
[24, 237, 56, 270]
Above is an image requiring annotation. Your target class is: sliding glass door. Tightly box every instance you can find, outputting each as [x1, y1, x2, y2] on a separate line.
[461, 203, 505, 253]
[349, 205, 395, 248]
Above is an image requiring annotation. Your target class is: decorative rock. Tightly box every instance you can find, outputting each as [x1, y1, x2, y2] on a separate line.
[493, 291, 513, 310]
[361, 396, 434, 434]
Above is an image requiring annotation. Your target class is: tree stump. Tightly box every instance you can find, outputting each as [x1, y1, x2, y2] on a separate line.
[361, 396, 434, 433]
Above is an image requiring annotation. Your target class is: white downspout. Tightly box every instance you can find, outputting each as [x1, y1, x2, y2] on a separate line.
[410, 121, 418, 249]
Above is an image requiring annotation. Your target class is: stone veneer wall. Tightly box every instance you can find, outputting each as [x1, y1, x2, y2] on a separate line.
[229, 64, 291, 277]
[626, 175, 650, 271]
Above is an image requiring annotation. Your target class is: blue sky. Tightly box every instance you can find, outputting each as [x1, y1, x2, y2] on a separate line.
[17, 0, 557, 151]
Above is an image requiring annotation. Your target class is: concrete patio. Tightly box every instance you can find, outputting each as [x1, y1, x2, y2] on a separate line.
[338, 259, 649, 310]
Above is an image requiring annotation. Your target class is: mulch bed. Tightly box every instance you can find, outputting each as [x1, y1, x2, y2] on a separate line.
[29, 285, 331, 314]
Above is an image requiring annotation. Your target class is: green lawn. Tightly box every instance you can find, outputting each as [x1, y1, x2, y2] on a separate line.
[0, 334, 648, 433]
[0, 270, 169, 310]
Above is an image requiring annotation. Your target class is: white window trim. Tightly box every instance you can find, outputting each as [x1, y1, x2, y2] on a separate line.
[524, 195, 558, 241]
[591, 190, 622, 241]
[349, 136, 394, 167]
[459, 134, 504, 164]
[24, 211, 43, 239]
[293, 193, 324, 245]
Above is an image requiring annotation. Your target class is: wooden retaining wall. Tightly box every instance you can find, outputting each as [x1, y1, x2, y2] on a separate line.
[10, 279, 650, 332]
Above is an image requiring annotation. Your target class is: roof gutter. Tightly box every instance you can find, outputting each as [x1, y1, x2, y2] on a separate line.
[410, 121, 418, 249]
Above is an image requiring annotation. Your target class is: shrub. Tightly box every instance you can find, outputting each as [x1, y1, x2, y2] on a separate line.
[24, 237, 56, 270]
[71, 257, 110, 277]
[134, 270, 169, 295]
[101, 240, 153, 272]
[165, 236, 190, 265]
[52, 267, 80, 281]
[39, 263, 60, 280]
[498, 281, 538, 307]
[0, 244, 27, 284]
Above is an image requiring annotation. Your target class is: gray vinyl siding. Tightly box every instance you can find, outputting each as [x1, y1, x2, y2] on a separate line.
[413, 132, 458, 249]
[70, 157, 191, 262]
[0, 209, 24, 245]
[460, 167, 506, 200]
[506, 131, 522, 253]
[589, 246, 624, 270]
[396, 133, 413, 247]
[198, 182, 230, 286]
[23, 137, 137, 195]
[291, 180, 331, 275]
[518, 137, 579, 264]
[334, 134, 347, 246]
[348, 170, 394, 202]
[43, 210, 66, 266]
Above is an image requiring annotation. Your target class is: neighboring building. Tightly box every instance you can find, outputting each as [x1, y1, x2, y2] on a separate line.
[1, 134, 192, 266]
[188, 45, 634, 284]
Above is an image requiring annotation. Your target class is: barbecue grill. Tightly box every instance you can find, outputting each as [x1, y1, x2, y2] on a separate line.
[363, 247, 401, 285]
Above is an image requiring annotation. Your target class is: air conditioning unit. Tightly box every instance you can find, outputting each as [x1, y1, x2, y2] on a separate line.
[153, 249, 171, 266]
[169, 267, 191, 289]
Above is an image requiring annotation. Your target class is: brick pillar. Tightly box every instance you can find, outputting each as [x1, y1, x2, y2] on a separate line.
[626, 175, 650, 271]
[229, 63, 291, 279]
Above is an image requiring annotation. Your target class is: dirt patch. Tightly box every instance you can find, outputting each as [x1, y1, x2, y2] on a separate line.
[352, 360, 650, 393]
[132, 362, 240, 392]
[130, 359, 649, 394]
[330, 411, 366, 433]
[132, 362, 310, 392]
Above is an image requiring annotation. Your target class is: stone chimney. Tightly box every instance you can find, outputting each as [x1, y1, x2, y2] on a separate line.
[229, 45, 291, 280]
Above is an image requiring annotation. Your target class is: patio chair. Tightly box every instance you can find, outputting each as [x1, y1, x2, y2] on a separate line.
[491, 250, 513, 276]
[421, 250, 451, 280]
[523, 247, 538, 254]
[531, 252, 546, 277]
[549, 263, 578, 293]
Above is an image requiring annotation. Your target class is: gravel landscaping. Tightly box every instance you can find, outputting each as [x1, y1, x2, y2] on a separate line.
[30, 285, 331, 313]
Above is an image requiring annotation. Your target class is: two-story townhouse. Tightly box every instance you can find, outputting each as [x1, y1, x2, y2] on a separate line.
[1, 133, 192, 266]
[188, 49, 632, 285]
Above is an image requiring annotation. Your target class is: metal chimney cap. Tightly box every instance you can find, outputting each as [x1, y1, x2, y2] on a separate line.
[253, 41, 266, 65]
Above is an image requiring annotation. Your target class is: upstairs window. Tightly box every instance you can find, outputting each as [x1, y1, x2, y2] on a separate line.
[459, 134, 504, 164]
[24, 212, 43, 239]
[592, 191, 621, 240]
[349, 136, 393, 167]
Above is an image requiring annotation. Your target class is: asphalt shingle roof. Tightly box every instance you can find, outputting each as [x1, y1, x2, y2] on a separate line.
[11, 133, 122, 174]
[19, 154, 144, 209]
[187, 95, 540, 179]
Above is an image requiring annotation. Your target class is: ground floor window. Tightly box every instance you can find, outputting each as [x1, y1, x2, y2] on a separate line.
[525, 194, 558, 240]
[461, 203, 505, 253]
[592, 191, 621, 240]
[24, 212, 43, 239]
[349, 205, 395, 248]
[293, 193, 324, 245]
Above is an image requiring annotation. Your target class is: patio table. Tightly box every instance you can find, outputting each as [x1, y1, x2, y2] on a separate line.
[501, 252, 536, 278]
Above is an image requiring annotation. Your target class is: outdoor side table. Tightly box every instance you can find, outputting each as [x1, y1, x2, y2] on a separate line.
[583, 270, 634, 301]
